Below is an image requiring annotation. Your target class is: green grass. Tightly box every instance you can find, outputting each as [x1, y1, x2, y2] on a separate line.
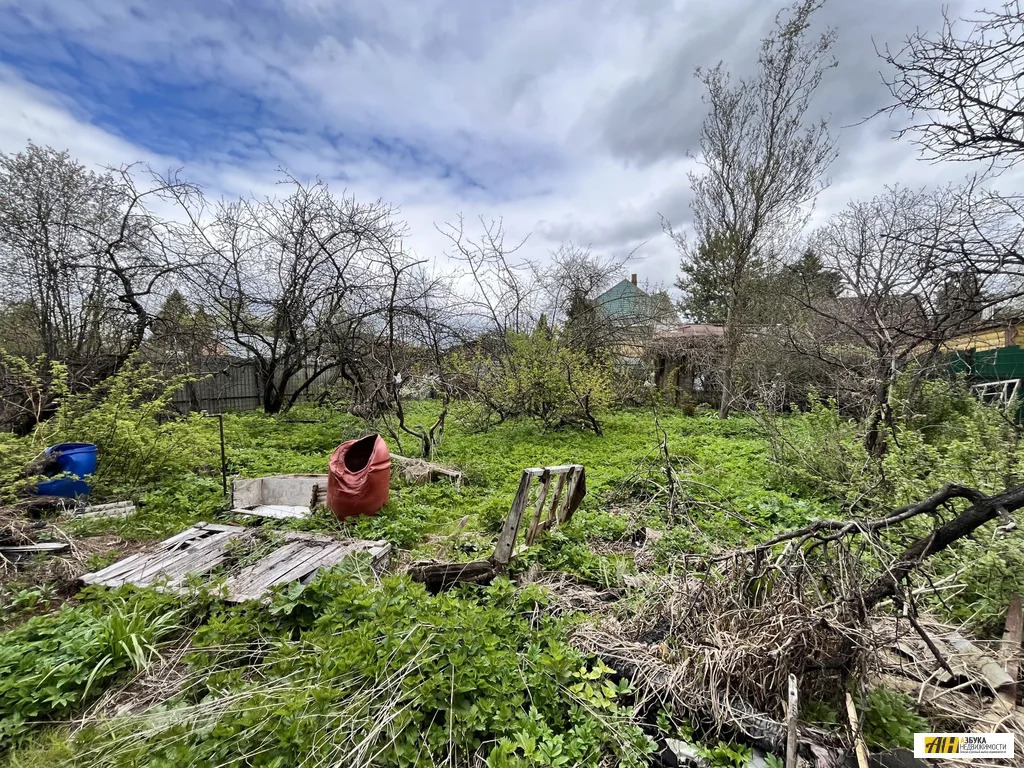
[4, 396, 1023, 766]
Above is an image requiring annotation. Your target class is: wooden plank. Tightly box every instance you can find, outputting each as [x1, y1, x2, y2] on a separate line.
[82, 552, 147, 585]
[491, 471, 533, 567]
[87, 526, 244, 588]
[193, 522, 244, 534]
[262, 542, 350, 587]
[133, 532, 241, 587]
[562, 466, 586, 522]
[369, 543, 392, 571]
[226, 539, 382, 602]
[556, 467, 577, 522]
[122, 535, 232, 587]
[544, 472, 567, 527]
[232, 504, 310, 520]
[0, 542, 69, 553]
[0, 542, 69, 561]
[998, 594, 1022, 709]
[845, 693, 870, 768]
[524, 465, 577, 476]
[81, 525, 207, 584]
[785, 674, 799, 768]
[525, 469, 552, 546]
[224, 542, 311, 601]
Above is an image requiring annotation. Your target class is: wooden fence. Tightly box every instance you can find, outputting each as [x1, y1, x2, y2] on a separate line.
[170, 358, 333, 414]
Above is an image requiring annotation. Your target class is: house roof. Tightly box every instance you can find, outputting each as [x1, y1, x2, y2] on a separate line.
[593, 279, 647, 320]
[651, 324, 725, 352]
[654, 324, 726, 340]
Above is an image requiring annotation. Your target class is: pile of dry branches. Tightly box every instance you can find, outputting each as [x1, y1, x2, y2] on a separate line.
[567, 482, 1024, 758]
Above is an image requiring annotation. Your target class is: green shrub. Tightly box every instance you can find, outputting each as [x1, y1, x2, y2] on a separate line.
[0, 588, 191, 747]
[41, 359, 219, 495]
[450, 328, 614, 434]
[861, 687, 927, 749]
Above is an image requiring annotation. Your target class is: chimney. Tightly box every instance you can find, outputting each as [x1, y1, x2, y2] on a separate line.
[630, 273, 637, 286]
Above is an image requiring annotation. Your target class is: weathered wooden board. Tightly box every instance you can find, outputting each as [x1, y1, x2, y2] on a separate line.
[0, 542, 69, 560]
[80, 523, 390, 602]
[232, 504, 310, 520]
[81, 523, 246, 589]
[222, 536, 389, 603]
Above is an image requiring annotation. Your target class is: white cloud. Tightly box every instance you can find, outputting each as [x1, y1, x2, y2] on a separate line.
[0, 0, 1011, 299]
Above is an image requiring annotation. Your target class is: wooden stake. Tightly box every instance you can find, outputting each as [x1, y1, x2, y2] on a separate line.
[785, 674, 799, 768]
[845, 693, 870, 768]
[998, 594, 1022, 709]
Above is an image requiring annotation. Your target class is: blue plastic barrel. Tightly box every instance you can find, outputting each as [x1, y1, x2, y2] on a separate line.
[36, 442, 98, 498]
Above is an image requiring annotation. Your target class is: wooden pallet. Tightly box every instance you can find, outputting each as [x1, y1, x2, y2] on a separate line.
[81, 523, 247, 589]
[80, 523, 390, 601]
[494, 464, 586, 566]
[222, 532, 391, 602]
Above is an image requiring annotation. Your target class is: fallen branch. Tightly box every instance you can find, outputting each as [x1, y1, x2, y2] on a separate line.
[860, 484, 1024, 611]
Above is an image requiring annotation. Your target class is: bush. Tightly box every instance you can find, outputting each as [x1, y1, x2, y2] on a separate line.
[450, 328, 614, 435]
[40, 359, 220, 496]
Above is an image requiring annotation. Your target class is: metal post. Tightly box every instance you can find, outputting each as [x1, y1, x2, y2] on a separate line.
[217, 413, 227, 498]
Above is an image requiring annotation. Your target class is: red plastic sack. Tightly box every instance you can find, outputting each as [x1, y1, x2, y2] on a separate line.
[326, 434, 391, 520]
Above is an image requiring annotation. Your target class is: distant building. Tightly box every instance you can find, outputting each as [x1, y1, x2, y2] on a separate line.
[586, 274, 677, 361]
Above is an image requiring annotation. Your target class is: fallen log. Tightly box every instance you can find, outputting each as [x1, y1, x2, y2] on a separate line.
[406, 559, 499, 591]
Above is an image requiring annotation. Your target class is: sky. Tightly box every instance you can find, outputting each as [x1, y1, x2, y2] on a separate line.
[0, 0, 991, 294]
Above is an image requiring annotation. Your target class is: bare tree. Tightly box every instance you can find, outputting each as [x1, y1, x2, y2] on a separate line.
[196, 176, 411, 414]
[669, 0, 838, 418]
[786, 185, 1020, 455]
[436, 215, 537, 339]
[354, 258, 464, 458]
[880, 2, 1024, 170]
[0, 143, 202, 366]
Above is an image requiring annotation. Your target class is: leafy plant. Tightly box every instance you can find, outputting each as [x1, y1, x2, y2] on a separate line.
[860, 687, 927, 749]
[76, 571, 655, 768]
[0, 588, 191, 748]
[450, 328, 614, 435]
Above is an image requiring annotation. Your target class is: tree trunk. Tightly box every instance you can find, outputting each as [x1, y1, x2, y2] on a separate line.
[863, 360, 892, 457]
[718, 307, 739, 419]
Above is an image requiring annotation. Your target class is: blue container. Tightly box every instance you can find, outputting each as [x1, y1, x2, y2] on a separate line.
[36, 442, 98, 498]
[47, 442, 98, 476]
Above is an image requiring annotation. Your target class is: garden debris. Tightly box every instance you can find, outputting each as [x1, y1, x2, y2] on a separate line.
[230, 474, 328, 520]
[391, 454, 463, 485]
[221, 531, 390, 602]
[82, 523, 249, 589]
[0, 542, 69, 561]
[408, 464, 585, 591]
[76, 500, 137, 520]
[875, 615, 1015, 691]
[995, 594, 1022, 709]
[326, 433, 391, 521]
[81, 523, 390, 600]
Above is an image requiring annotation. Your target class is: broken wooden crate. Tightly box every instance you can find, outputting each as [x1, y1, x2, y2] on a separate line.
[230, 474, 328, 520]
[409, 464, 586, 590]
[81, 522, 390, 602]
